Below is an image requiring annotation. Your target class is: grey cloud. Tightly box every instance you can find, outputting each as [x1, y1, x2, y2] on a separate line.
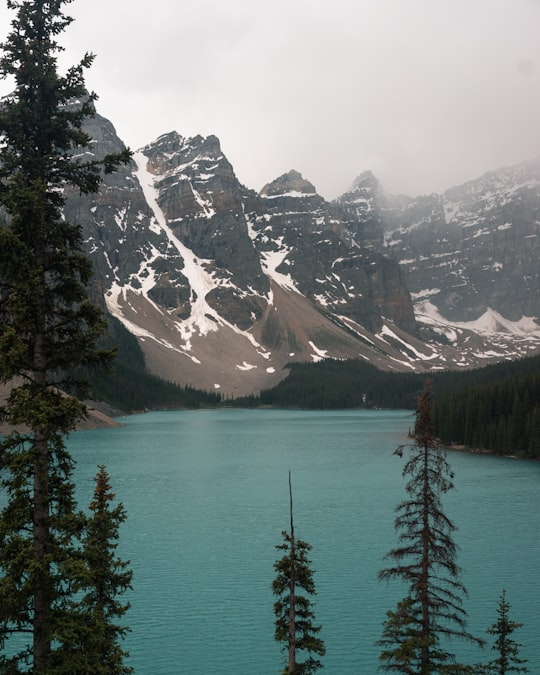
[0, 0, 539, 199]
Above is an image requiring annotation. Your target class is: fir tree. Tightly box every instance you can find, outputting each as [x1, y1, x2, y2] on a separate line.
[378, 597, 421, 674]
[0, 1, 130, 671]
[482, 590, 528, 674]
[378, 381, 483, 674]
[272, 473, 325, 675]
[54, 466, 133, 675]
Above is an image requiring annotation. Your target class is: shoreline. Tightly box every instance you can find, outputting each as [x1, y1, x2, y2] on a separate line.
[442, 441, 539, 462]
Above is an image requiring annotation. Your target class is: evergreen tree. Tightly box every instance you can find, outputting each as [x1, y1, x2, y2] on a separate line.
[0, 1, 130, 671]
[378, 597, 421, 674]
[378, 381, 483, 674]
[432, 362, 540, 458]
[54, 465, 133, 675]
[272, 473, 325, 674]
[482, 590, 528, 674]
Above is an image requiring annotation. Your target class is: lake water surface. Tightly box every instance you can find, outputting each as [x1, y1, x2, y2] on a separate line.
[69, 409, 539, 674]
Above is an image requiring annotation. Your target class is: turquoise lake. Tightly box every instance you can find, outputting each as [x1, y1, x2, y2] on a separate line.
[67, 408, 539, 674]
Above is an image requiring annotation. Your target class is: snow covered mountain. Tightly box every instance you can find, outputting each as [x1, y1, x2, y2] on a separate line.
[64, 113, 540, 396]
[338, 163, 540, 321]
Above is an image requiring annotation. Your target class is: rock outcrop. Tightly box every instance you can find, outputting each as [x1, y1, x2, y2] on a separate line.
[56, 111, 539, 396]
[337, 160, 540, 323]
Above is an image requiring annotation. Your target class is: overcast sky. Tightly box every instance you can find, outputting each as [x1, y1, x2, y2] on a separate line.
[1, 0, 539, 199]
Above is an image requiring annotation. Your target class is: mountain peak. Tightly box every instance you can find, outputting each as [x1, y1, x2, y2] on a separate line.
[141, 130, 182, 153]
[260, 170, 318, 198]
[141, 131, 223, 158]
[68, 112, 540, 397]
[350, 170, 380, 191]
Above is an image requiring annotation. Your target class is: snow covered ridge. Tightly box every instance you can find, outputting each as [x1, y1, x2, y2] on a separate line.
[373, 158, 540, 328]
[67, 115, 540, 396]
[106, 153, 268, 343]
[411, 302, 540, 369]
[261, 190, 316, 200]
[415, 302, 540, 338]
[130, 151, 222, 337]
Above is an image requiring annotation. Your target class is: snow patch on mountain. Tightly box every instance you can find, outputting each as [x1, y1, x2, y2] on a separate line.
[411, 288, 441, 300]
[260, 244, 301, 295]
[236, 362, 257, 371]
[308, 341, 329, 362]
[190, 183, 216, 218]
[104, 290, 158, 340]
[416, 301, 540, 336]
[129, 152, 222, 343]
[377, 324, 438, 361]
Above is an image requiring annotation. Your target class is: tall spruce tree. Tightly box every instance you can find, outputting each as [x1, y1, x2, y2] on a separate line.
[54, 465, 133, 675]
[0, 1, 130, 671]
[481, 590, 528, 675]
[377, 381, 483, 674]
[272, 473, 325, 675]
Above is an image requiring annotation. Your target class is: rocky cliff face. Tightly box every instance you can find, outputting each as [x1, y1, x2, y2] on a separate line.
[138, 131, 269, 330]
[63, 113, 168, 305]
[337, 161, 540, 323]
[61, 111, 540, 396]
[253, 170, 417, 335]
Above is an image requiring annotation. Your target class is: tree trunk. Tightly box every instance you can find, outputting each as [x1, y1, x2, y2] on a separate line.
[33, 326, 51, 672]
[420, 443, 430, 675]
[288, 471, 296, 674]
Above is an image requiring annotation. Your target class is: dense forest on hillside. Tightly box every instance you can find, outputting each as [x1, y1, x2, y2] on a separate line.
[433, 367, 540, 457]
[234, 354, 540, 409]
[236, 360, 424, 409]
[81, 315, 221, 411]
[232, 355, 540, 457]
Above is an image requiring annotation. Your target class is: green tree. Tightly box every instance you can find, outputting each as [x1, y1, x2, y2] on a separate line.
[481, 590, 528, 674]
[0, 0, 130, 671]
[272, 473, 325, 674]
[55, 465, 133, 675]
[378, 381, 483, 674]
[378, 597, 421, 674]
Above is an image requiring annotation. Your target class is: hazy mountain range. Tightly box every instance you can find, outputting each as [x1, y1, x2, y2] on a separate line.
[62, 112, 540, 397]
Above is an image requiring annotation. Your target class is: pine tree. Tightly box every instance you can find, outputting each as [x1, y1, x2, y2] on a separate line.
[272, 473, 325, 675]
[0, 1, 130, 671]
[378, 597, 421, 674]
[378, 381, 483, 674]
[482, 590, 528, 674]
[53, 465, 133, 675]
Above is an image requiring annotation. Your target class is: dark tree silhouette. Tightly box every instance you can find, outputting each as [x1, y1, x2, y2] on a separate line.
[378, 381, 484, 674]
[272, 473, 325, 674]
[0, 1, 129, 670]
[481, 590, 528, 674]
[45, 466, 133, 674]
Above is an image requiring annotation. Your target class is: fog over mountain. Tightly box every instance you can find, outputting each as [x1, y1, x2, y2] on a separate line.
[1, 1, 538, 200]
[61, 111, 540, 396]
